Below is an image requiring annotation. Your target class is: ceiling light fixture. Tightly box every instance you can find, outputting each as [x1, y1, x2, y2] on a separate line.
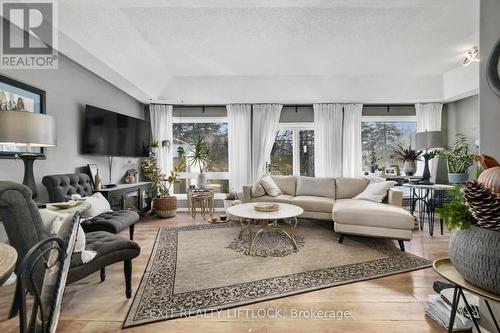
[462, 46, 479, 67]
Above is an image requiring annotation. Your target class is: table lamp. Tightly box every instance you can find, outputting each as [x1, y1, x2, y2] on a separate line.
[415, 130, 443, 185]
[0, 111, 57, 198]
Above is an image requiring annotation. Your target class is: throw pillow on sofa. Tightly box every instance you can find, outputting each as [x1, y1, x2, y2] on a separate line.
[40, 209, 97, 263]
[251, 181, 266, 197]
[296, 176, 335, 199]
[81, 192, 112, 219]
[260, 175, 282, 197]
[353, 181, 397, 203]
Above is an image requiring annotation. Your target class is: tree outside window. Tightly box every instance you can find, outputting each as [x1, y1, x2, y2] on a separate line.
[362, 121, 417, 172]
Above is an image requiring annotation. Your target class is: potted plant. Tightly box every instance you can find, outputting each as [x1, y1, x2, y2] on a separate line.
[141, 141, 186, 218]
[436, 134, 475, 184]
[391, 145, 422, 176]
[188, 136, 210, 188]
[366, 150, 380, 174]
[436, 170, 500, 295]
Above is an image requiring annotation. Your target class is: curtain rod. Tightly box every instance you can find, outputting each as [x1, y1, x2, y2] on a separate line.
[170, 103, 415, 108]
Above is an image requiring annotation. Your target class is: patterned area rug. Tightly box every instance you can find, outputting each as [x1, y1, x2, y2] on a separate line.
[124, 221, 431, 327]
[226, 230, 306, 257]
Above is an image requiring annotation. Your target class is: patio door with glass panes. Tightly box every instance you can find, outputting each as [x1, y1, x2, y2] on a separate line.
[269, 124, 314, 177]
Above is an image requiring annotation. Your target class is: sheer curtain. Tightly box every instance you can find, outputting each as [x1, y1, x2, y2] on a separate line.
[227, 104, 252, 192]
[415, 103, 443, 181]
[313, 104, 343, 177]
[251, 104, 282, 182]
[149, 104, 173, 175]
[342, 103, 363, 177]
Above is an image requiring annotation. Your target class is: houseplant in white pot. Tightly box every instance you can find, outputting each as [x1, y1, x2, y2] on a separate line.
[141, 141, 186, 218]
[391, 145, 422, 176]
[436, 134, 475, 184]
[189, 136, 210, 188]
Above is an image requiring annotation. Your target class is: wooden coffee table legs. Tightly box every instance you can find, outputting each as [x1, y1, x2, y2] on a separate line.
[238, 217, 299, 256]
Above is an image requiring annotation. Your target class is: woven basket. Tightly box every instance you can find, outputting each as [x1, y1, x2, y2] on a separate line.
[154, 196, 177, 218]
[449, 226, 500, 295]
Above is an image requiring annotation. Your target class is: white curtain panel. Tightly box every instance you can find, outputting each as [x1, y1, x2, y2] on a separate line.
[149, 104, 173, 176]
[313, 103, 343, 177]
[342, 103, 363, 177]
[415, 102, 443, 181]
[227, 104, 252, 192]
[251, 104, 283, 182]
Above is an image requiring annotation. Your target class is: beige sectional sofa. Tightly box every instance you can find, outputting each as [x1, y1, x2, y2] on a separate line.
[242, 175, 415, 251]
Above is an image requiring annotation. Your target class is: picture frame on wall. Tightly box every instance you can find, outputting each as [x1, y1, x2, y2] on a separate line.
[0, 74, 46, 158]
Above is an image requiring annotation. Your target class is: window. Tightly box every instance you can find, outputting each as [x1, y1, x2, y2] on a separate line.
[172, 117, 229, 194]
[361, 116, 417, 173]
[270, 125, 315, 177]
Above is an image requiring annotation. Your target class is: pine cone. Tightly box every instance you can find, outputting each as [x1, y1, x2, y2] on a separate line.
[464, 180, 500, 231]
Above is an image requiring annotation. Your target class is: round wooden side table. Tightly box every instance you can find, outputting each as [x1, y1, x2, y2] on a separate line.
[0, 242, 17, 287]
[433, 257, 500, 333]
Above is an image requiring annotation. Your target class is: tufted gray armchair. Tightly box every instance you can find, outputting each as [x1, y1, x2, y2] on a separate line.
[0, 181, 141, 300]
[42, 173, 139, 240]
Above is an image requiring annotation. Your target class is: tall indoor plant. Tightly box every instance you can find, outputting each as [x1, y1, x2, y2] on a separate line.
[436, 134, 475, 184]
[391, 145, 422, 176]
[189, 136, 210, 188]
[141, 141, 186, 218]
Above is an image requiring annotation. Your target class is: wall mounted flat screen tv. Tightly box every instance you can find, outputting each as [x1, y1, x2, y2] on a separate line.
[81, 105, 150, 157]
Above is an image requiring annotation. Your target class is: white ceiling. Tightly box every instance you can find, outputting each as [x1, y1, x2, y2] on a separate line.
[56, 0, 479, 103]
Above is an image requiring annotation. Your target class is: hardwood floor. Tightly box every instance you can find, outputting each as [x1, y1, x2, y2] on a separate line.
[0, 214, 450, 332]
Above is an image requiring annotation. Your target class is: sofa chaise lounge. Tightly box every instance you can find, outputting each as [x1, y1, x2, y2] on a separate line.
[243, 175, 415, 251]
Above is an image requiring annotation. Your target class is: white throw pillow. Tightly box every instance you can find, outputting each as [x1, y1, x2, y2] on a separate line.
[363, 175, 386, 183]
[251, 181, 266, 198]
[39, 209, 96, 263]
[81, 192, 111, 219]
[260, 175, 282, 197]
[353, 181, 397, 203]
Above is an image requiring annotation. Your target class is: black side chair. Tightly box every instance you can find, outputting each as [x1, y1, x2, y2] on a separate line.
[15, 212, 80, 333]
[0, 181, 140, 304]
[42, 174, 139, 240]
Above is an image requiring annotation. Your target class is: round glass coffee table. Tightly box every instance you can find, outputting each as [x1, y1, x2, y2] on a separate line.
[227, 202, 304, 256]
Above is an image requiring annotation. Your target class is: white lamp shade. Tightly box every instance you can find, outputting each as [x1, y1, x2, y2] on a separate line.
[0, 111, 56, 147]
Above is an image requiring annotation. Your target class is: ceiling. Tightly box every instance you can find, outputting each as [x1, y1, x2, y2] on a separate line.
[55, 0, 479, 103]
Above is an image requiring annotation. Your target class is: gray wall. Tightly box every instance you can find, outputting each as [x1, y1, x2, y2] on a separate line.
[479, 0, 500, 158]
[442, 94, 479, 180]
[445, 95, 479, 146]
[0, 54, 145, 203]
[478, 0, 500, 328]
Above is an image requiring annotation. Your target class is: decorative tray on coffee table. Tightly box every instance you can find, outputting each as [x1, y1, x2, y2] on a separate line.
[254, 203, 280, 212]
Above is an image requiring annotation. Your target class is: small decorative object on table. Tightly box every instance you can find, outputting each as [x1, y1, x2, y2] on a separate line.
[391, 145, 422, 176]
[254, 203, 279, 212]
[125, 169, 138, 184]
[94, 168, 102, 191]
[385, 167, 396, 176]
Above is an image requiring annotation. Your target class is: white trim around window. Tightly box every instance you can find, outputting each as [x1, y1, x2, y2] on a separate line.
[273, 122, 314, 177]
[172, 116, 230, 195]
[361, 115, 417, 122]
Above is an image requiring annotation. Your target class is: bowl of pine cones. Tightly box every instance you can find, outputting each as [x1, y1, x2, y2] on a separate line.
[448, 154, 500, 295]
